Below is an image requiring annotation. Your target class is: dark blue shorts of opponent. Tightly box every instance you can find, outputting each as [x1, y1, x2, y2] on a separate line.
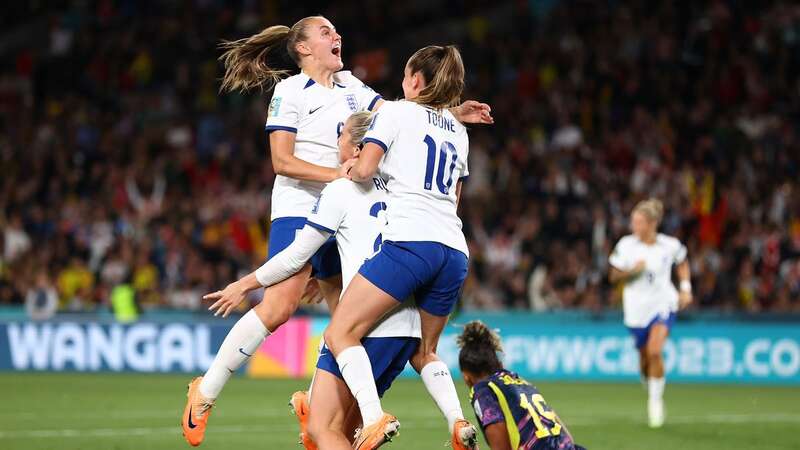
[267, 217, 341, 279]
[358, 240, 468, 316]
[627, 312, 676, 349]
[317, 337, 420, 397]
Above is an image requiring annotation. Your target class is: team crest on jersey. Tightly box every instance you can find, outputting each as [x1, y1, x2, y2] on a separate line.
[269, 97, 282, 117]
[345, 94, 358, 112]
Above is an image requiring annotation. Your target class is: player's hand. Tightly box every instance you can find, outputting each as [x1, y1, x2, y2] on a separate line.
[451, 100, 494, 124]
[301, 278, 324, 305]
[679, 290, 693, 310]
[338, 158, 357, 179]
[204, 281, 249, 318]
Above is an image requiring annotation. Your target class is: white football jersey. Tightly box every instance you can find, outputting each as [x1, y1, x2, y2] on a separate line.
[362, 100, 470, 256]
[306, 177, 421, 339]
[265, 71, 381, 220]
[609, 233, 688, 327]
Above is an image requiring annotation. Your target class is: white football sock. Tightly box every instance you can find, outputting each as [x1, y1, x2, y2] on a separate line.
[199, 310, 269, 399]
[420, 361, 464, 433]
[337, 345, 383, 426]
[648, 377, 665, 401]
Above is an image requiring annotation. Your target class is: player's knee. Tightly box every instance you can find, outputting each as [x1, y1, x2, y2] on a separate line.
[254, 300, 294, 332]
[645, 345, 662, 363]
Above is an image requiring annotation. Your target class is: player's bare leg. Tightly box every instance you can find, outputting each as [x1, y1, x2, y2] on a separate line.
[410, 311, 477, 449]
[325, 275, 401, 431]
[638, 347, 649, 388]
[645, 323, 669, 428]
[181, 265, 311, 446]
[307, 370, 361, 450]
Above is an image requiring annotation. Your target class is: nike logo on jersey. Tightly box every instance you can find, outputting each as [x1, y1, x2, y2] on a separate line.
[238, 347, 253, 357]
[187, 406, 197, 429]
[309, 105, 323, 115]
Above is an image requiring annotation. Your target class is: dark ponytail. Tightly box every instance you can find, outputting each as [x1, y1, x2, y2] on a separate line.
[457, 320, 504, 375]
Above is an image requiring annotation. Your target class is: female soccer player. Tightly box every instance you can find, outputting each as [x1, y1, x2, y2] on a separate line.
[205, 111, 422, 450]
[181, 16, 492, 446]
[322, 45, 478, 450]
[457, 321, 583, 450]
[608, 198, 693, 428]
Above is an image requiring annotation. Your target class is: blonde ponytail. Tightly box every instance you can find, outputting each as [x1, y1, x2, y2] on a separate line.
[219, 16, 323, 93]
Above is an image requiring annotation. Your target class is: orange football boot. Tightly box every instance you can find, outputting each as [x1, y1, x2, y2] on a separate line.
[181, 377, 215, 446]
[289, 391, 317, 450]
[451, 419, 479, 449]
[352, 413, 400, 449]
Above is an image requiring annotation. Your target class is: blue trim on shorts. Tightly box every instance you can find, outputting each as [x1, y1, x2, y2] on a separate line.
[358, 241, 468, 316]
[627, 312, 676, 349]
[267, 217, 341, 279]
[317, 337, 420, 397]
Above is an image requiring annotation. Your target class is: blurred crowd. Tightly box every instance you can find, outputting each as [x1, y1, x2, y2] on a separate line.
[1, 0, 800, 318]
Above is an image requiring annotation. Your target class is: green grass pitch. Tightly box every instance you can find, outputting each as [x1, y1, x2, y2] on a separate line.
[1, 373, 798, 450]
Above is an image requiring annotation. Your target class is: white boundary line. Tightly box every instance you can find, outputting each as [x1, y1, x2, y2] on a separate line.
[2, 413, 799, 439]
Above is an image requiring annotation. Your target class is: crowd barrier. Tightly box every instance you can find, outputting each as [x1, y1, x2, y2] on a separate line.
[1, 310, 798, 384]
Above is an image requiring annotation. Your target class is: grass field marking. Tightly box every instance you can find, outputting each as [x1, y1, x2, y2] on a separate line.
[3, 413, 799, 440]
[0, 424, 287, 439]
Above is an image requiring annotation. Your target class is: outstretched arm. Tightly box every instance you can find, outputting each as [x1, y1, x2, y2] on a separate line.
[205, 226, 331, 317]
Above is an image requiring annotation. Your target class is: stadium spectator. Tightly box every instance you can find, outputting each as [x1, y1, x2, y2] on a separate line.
[1, 0, 799, 315]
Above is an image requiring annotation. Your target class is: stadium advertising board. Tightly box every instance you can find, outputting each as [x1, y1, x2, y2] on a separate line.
[0, 315, 797, 384]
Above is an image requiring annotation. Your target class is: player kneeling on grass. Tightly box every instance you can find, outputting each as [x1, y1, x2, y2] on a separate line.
[457, 321, 585, 450]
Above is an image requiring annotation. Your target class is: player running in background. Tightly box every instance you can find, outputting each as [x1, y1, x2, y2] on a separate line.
[608, 198, 693, 428]
[322, 45, 479, 450]
[204, 111, 421, 450]
[181, 16, 492, 446]
[457, 321, 584, 450]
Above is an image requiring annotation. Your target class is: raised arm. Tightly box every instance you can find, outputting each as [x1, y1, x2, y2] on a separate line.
[205, 226, 331, 317]
[270, 131, 349, 182]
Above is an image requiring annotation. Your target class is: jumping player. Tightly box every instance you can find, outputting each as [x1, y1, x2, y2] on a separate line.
[204, 111, 421, 449]
[322, 45, 478, 450]
[181, 16, 492, 446]
[608, 198, 692, 428]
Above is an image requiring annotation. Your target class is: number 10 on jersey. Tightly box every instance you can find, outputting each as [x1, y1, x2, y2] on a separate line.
[422, 135, 458, 195]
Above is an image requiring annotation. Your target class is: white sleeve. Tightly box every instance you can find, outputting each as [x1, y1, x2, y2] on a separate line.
[255, 226, 331, 287]
[608, 240, 630, 271]
[673, 240, 688, 264]
[363, 104, 399, 153]
[460, 135, 470, 181]
[265, 82, 301, 133]
[357, 82, 381, 111]
[306, 182, 348, 233]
